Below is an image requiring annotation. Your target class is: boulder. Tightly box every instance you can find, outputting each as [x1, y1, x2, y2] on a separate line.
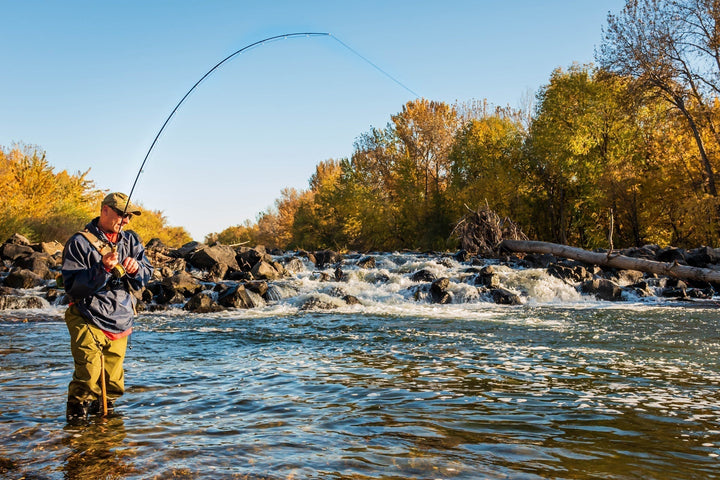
[685, 246, 719, 268]
[490, 288, 522, 305]
[0, 243, 35, 261]
[245, 280, 268, 297]
[454, 250, 470, 262]
[523, 253, 557, 268]
[170, 241, 205, 259]
[161, 271, 203, 298]
[236, 247, 265, 271]
[189, 245, 240, 271]
[656, 247, 686, 264]
[0, 295, 47, 310]
[580, 279, 623, 301]
[37, 241, 64, 256]
[343, 295, 361, 305]
[314, 250, 343, 268]
[474, 265, 500, 288]
[411, 269, 436, 282]
[3, 269, 45, 289]
[356, 256, 376, 269]
[430, 277, 452, 304]
[251, 260, 281, 280]
[547, 264, 592, 283]
[283, 257, 306, 273]
[299, 295, 338, 310]
[15, 252, 55, 279]
[218, 284, 255, 309]
[5, 233, 32, 245]
[183, 293, 223, 313]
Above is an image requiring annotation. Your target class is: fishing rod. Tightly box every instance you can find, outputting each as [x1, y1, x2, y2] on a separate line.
[119, 31, 419, 217]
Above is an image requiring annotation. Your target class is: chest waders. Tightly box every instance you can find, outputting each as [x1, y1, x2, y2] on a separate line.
[62, 229, 132, 417]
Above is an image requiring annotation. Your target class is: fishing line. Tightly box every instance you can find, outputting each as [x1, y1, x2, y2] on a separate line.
[123, 32, 419, 214]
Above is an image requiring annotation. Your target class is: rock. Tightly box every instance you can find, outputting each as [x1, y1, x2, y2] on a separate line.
[490, 288, 522, 305]
[14, 252, 55, 279]
[161, 271, 203, 298]
[0, 295, 47, 310]
[283, 257, 306, 273]
[343, 295, 360, 305]
[474, 265, 500, 288]
[37, 241, 64, 256]
[251, 260, 281, 280]
[170, 241, 205, 259]
[580, 279, 623, 301]
[206, 262, 229, 282]
[627, 281, 654, 297]
[245, 280, 269, 297]
[5, 233, 32, 245]
[613, 269, 644, 286]
[236, 247, 265, 271]
[523, 253, 557, 268]
[189, 245, 240, 271]
[218, 284, 255, 309]
[656, 247, 686, 264]
[430, 277, 452, 304]
[411, 269, 436, 282]
[314, 250, 343, 268]
[299, 295, 338, 310]
[685, 246, 719, 268]
[0, 243, 35, 261]
[547, 264, 592, 283]
[183, 293, 223, 313]
[3, 269, 45, 289]
[356, 256, 376, 269]
[660, 287, 687, 298]
[454, 250, 470, 262]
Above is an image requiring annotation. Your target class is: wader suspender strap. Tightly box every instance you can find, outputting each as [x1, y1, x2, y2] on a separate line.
[78, 230, 113, 257]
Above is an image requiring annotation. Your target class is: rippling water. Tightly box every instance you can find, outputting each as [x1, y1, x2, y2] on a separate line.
[1, 302, 719, 479]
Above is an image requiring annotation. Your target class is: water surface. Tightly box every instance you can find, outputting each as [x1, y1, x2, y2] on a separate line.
[1, 303, 719, 479]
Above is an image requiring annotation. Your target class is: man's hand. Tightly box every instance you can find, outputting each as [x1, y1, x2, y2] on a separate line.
[102, 251, 119, 271]
[122, 257, 139, 275]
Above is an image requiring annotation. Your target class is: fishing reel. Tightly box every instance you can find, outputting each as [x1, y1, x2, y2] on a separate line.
[111, 263, 127, 278]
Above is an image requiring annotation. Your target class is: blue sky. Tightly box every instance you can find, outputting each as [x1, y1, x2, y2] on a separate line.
[1, 1, 625, 241]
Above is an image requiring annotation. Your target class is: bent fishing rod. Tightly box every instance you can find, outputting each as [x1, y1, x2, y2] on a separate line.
[119, 32, 419, 218]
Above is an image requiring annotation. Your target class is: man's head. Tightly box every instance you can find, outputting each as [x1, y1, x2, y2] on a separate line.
[98, 192, 142, 233]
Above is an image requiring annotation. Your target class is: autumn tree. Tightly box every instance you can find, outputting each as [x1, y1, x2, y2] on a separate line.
[447, 108, 526, 227]
[598, 0, 720, 199]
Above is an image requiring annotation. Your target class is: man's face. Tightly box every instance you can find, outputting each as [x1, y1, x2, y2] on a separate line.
[99, 205, 132, 233]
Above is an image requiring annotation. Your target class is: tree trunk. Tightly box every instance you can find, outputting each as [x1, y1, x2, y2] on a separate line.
[500, 239, 720, 284]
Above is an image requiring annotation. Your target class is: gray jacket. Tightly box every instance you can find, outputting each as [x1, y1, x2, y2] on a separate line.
[61, 218, 153, 333]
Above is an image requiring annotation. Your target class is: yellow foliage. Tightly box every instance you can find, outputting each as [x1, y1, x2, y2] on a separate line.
[0, 143, 192, 247]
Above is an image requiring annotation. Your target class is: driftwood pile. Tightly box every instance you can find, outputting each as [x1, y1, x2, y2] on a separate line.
[452, 204, 527, 255]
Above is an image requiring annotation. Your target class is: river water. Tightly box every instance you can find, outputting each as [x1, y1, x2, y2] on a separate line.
[1, 252, 719, 479]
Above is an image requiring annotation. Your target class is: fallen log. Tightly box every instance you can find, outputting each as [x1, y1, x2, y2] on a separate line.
[499, 240, 720, 284]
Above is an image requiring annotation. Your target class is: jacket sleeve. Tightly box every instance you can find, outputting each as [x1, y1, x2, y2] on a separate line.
[61, 235, 112, 300]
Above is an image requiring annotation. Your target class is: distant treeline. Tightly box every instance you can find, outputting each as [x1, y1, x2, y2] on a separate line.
[209, 0, 720, 251]
[0, 145, 192, 247]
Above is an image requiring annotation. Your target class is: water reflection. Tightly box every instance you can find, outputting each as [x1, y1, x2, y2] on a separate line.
[62, 416, 132, 480]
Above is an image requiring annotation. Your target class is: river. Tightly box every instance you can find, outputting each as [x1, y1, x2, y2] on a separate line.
[1, 252, 719, 479]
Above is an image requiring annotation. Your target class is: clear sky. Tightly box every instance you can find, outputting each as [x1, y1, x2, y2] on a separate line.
[1, 0, 626, 241]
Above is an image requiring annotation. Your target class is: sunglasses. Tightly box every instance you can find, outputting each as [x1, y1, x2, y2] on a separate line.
[110, 206, 134, 219]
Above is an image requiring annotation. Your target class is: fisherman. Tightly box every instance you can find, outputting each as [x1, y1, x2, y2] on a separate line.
[61, 192, 153, 424]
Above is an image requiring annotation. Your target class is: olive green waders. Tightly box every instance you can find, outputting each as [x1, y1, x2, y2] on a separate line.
[65, 305, 127, 410]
